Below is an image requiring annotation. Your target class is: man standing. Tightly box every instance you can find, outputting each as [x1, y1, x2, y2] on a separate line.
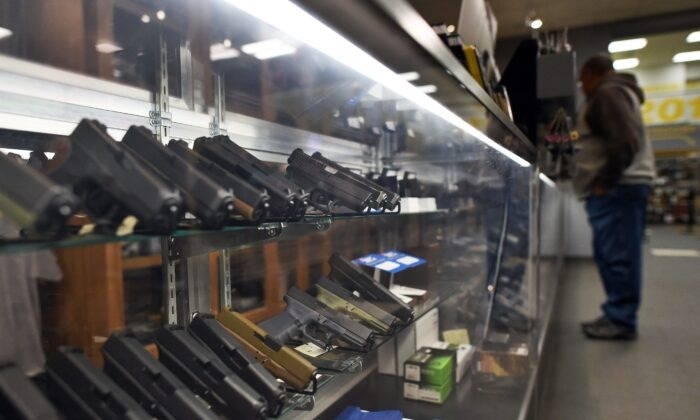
[574, 54, 656, 340]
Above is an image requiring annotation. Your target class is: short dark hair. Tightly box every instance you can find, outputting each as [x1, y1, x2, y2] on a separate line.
[581, 53, 614, 75]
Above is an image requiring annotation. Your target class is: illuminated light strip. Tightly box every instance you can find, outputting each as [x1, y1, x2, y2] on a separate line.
[223, 0, 531, 167]
[539, 173, 556, 188]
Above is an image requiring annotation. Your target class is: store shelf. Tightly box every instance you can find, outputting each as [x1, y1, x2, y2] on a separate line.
[0, 210, 448, 256]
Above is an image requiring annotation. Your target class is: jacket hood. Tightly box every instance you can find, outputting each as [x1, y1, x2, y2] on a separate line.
[599, 72, 645, 103]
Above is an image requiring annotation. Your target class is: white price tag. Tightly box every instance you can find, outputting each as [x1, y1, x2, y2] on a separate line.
[375, 261, 400, 271]
[396, 256, 419, 265]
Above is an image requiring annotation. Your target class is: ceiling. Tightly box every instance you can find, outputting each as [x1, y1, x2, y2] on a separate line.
[611, 29, 700, 69]
[409, 0, 700, 38]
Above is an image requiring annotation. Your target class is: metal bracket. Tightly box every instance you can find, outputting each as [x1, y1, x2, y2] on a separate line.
[210, 73, 228, 136]
[153, 32, 171, 144]
[294, 396, 315, 411]
[219, 249, 232, 310]
[260, 222, 285, 238]
[162, 236, 178, 325]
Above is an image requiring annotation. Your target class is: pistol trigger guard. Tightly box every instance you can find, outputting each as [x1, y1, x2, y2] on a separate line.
[302, 324, 332, 351]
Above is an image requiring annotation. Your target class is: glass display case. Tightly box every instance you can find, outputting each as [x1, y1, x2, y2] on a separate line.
[0, 0, 563, 419]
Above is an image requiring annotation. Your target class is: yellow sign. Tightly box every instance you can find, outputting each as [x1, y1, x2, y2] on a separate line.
[642, 94, 700, 125]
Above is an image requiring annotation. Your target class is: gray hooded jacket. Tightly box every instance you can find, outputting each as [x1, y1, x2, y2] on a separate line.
[573, 73, 656, 197]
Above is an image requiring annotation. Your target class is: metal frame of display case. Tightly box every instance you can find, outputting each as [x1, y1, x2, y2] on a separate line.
[0, 0, 564, 418]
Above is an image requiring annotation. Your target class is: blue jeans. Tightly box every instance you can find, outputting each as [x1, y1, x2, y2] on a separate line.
[585, 184, 651, 330]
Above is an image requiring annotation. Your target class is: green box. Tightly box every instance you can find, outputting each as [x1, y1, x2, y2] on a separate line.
[403, 379, 453, 404]
[404, 347, 454, 386]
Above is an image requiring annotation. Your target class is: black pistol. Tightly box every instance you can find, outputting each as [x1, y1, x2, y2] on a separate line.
[260, 287, 375, 351]
[311, 151, 400, 210]
[193, 136, 308, 220]
[121, 126, 235, 229]
[101, 333, 217, 420]
[154, 326, 268, 420]
[167, 139, 270, 223]
[286, 149, 375, 213]
[45, 346, 150, 420]
[0, 151, 77, 234]
[0, 362, 60, 420]
[47, 120, 182, 234]
[188, 314, 287, 417]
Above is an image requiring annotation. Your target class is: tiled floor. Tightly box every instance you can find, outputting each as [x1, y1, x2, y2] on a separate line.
[539, 226, 700, 420]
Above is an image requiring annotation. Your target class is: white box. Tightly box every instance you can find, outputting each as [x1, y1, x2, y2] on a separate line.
[378, 308, 439, 376]
[430, 341, 475, 384]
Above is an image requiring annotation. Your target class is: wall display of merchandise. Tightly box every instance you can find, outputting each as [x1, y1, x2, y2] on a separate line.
[0, 0, 563, 419]
[647, 157, 699, 226]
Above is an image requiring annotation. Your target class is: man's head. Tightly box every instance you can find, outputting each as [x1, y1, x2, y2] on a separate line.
[580, 54, 614, 98]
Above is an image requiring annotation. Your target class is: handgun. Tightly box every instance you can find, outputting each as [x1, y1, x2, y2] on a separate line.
[154, 326, 267, 420]
[315, 277, 398, 335]
[45, 346, 150, 420]
[260, 287, 375, 351]
[121, 126, 235, 229]
[47, 119, 182, 234]
[167, 139, 270, 222]
[286, 149, 375, 213]
[328, 253, 414, 323]
[0, 362, 61, 420]
[208, 136, 310, 219]
[188, 314, 287, 417]
[0, 152, 77, 234]
[193, 136, 308, 220]
[101, 333, 217, 420]
[216, 309, 317, 392]
[311, 151, 401, 211]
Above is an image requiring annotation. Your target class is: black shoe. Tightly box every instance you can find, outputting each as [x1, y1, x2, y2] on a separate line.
[582, 316, 637, 340]
[580, 315, 608, 329]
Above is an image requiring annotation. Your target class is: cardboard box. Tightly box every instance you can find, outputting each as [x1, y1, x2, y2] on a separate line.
[430, 341, 475, 384]
[404, 347, 454, 385]
[403, 380, 453, 404]
[378, 307, 439, 376]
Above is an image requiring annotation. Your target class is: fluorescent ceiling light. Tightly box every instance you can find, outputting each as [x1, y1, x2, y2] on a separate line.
[608, 38, 647, 53]
[398, 71, 420, 82]
[416, 84, 437, 94]
[241, 39, 296, 60]
[223, 0, 531, 167]
[210, 43, 240, 61]
[673, 50, 700, 63]
[0, 26, 12, 40]
[529, 19, 543, 30]
[539, 173, 556, 188]
[95, 41, 123, 54]
[613, 58, 639, 70]
[687, 31, 700, 43]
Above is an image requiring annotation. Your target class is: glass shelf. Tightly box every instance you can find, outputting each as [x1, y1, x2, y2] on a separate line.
[0, 210, 448, 256]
